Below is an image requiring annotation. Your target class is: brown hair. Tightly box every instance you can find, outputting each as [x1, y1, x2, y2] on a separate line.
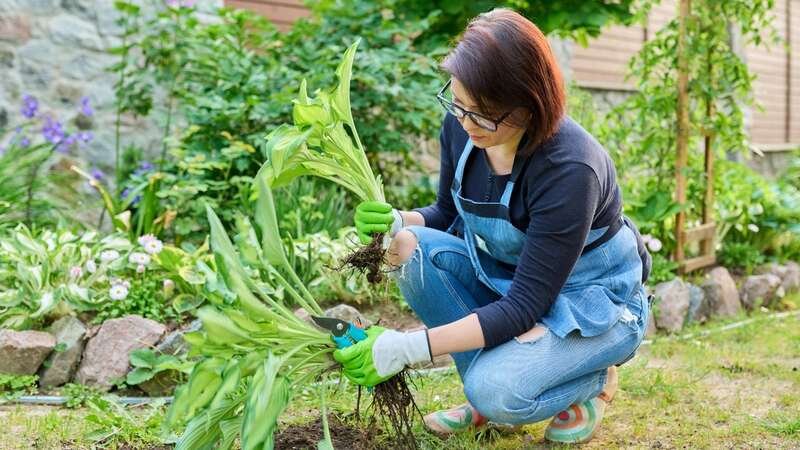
[441, 8, 566, 155]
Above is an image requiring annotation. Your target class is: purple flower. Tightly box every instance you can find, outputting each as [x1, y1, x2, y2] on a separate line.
[80, 96, 93, 117]
[91, 166, 105, 180]
[19, 136, 30, 148]
[42, 116, 65, 145]
[133, 160, 154, 176]
[120, 188, 140, 206]
[78, 131, 93, 143]
[181, 0, 195, 6]
[56, 134, 78, 154]
[21, 95, 38, 119]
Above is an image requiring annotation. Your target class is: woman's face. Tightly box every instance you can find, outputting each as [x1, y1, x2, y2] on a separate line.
[450, 77, 528, 149]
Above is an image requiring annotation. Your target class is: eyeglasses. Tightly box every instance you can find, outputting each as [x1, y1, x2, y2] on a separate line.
[436, 79, 513, 132]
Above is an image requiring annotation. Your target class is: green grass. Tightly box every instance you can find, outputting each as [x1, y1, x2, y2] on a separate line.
[1, 309, 798, 449]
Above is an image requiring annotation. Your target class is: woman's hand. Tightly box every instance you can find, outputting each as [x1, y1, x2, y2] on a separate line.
[354, 201, 402, 244]
[333, 326, 431, 387]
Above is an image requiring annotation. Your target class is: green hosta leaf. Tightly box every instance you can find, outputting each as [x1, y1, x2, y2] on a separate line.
[254, 173, 289, 269]
[129, 348, 157, 368]
[332, 40, 359, 127]
[126, 367, 155, 385]
[172, 294, 204, 312]
[293, 79, 333, 127]
[263, 124, 312, 181]
[30, 291, 56, 318]
[196, 306, 253, 346]
[241, 353, 290, 450]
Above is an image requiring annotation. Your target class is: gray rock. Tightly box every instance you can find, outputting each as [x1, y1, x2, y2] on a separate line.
[653, 278, 690, 333]
[17, 38, 61, 65]
[0, 1, 18, 14]
[764, 262, 800, 293]
[784, 262, 800, 293]
[37, 316, 87, 388]
[701, 267, 741, 318]
[685, 284, 709, 324]
[0, 14, 30, 42]
[0, 329, 56, 375]
[323, 304, 371, 327]
[740, 274, 784, 309]
[62, 52, 113, 80]
[49, 14, 104, 50]
[136, 319, 201, 396]
[74, 315, 165, 391]
[61, 0, 97, 21]
[154, 319, 201, 357]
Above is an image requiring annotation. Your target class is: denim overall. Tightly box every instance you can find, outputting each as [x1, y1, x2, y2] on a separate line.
[448, 138, 646, 340]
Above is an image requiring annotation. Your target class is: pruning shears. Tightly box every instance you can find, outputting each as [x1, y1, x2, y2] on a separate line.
[311, 315, 368, 349]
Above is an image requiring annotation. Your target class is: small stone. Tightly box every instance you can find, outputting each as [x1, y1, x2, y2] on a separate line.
[0, 329, 56, 375]
[49, 15, 104, 51]
[0, 15, 31, 42]
[75, 315, 166, 391]
[685, 284, 709, 324]
[653, 278, 690, 333]
[701, 267, 741, 318]
[38, 316, 87, 388]
[740, 274, 783, 309]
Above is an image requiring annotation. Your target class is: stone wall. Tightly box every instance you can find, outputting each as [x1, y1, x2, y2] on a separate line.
[0, 0, 220, 172]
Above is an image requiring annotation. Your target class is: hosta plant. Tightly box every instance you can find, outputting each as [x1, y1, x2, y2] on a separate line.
[165, 174, 419, 449]
[261, 40, 390, 283]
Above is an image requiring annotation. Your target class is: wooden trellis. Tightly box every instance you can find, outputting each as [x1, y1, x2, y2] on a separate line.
[674, 0, 716, 274]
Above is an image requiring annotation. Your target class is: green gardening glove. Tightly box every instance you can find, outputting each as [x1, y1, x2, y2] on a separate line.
[333, 326, 431, 388]
[354, 200, 402, 245]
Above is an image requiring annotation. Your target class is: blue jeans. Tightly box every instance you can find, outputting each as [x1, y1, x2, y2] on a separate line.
[394, 226, 649, 425]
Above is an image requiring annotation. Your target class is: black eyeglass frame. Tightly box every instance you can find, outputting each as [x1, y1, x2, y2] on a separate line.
[436, 79, 514, 132]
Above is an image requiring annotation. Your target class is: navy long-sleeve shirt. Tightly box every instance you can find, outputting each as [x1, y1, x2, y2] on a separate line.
[413, 113, 623, 347]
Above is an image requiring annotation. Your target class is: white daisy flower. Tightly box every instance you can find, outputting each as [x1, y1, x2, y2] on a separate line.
[128, 252, 151, 266]
[136, 264, 146, 274]
[163, 279, 175, 296]
[100, 250, 120, 262]
[647, 237, 663, 253]
[138, 234, 157, 246]
[143, 238, 163, 255]
[109, 284, 128, 300]
[69, 266, 82, 278]
[85, 260, 97, 273]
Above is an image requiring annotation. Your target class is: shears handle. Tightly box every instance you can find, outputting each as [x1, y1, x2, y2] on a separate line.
[332, 322, 368, 349]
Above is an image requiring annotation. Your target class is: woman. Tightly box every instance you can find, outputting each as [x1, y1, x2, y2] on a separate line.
[335, 8, 652, 444]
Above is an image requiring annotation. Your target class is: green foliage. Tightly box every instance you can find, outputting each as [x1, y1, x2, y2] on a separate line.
[110, 1, 443, 243]
[61, 382, 103, 409]
[718, 242, 766, 273]
[314, 0, 638, 49]
[648, 253, 680, 285]
[126, 348, 193, 387]
[592, 0, 779, 260]
[0, 225, 212, 330]
[0, 373, 38, 402]
[84, 396, 168, 446]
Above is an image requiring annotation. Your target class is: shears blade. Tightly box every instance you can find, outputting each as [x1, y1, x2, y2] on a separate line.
[311, 315, 350, 337]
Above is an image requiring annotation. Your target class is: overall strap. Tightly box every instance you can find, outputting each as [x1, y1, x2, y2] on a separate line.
[582, 216, 623, 255]
[499, 152, 530, 206]
[451, 139, 475, 193]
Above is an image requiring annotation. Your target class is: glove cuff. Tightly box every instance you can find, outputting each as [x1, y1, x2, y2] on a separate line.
[405, 329, 433, 364]
[389, 209, 404, 237]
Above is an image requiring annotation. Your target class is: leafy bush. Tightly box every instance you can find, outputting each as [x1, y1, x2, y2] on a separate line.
[111, 1, 443, 243]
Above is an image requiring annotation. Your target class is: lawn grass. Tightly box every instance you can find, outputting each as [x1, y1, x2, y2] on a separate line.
[1, 307, 798, 449]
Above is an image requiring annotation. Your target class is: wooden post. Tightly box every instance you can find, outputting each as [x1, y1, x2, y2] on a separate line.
[702, 47, 715, 258]
[675, 0, 691, 271]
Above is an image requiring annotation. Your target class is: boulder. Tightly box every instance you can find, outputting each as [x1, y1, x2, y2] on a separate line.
[645, 310, 657, 338]
[37, 316, 87, 388]
[74, 315, 165, 391]
[740, 274, 784, 309]
[653, 278, 691, 333]
[783, 262, 800, 292]
[0, 329, 55, 375]
[701, 267, 741, 318]
[685, 284, 709, 324]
